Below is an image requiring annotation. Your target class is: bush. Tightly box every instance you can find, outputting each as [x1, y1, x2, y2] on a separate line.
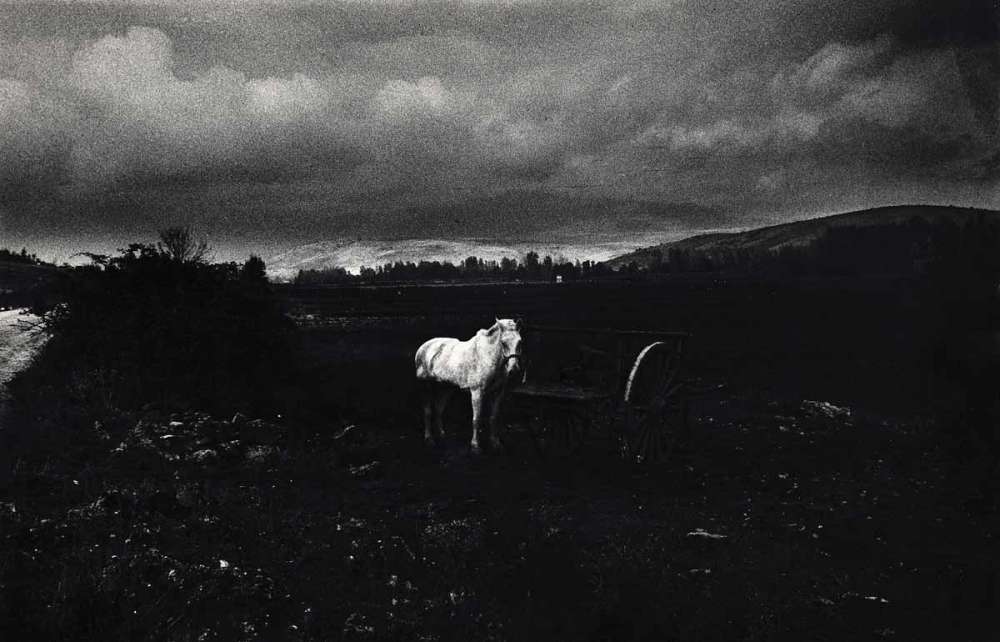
[9, 230, 296, 434]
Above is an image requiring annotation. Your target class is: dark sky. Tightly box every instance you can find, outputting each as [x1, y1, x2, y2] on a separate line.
[1, 0, 997, 262]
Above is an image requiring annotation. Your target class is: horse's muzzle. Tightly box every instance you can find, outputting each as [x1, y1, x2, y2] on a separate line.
[503, 353, 522, 372]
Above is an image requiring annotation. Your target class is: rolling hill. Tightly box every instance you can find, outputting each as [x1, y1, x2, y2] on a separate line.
[607, 205, 1000, 270]
[0, 259, 59, 300]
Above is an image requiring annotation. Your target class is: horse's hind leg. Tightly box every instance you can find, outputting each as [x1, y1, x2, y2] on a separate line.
[423, 395, 435, 446]
[434, 386, 453, 441]
[421, 381, 436, 446]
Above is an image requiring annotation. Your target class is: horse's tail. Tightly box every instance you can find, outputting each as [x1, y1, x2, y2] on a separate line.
[414, 341, 425, 369]
[411, 339, 441, 410]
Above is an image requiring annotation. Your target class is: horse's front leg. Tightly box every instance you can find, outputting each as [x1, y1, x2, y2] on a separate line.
[423, 388, 436, 446]
[469, 387, 483, 454]
[488, 387, 506, 451]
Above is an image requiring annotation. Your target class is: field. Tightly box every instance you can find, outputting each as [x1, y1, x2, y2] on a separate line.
[2, 276, 997, 640]
[272, 276, 994, 639]
[280, 275, 934, 421]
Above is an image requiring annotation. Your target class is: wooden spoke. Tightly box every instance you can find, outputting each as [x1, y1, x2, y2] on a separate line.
[625, 407, 677, 464]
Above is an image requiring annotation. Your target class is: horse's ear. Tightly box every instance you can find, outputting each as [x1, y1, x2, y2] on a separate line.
[487, 321, 499, 335]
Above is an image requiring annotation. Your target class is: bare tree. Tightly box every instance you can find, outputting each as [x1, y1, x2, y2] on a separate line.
[157, 227, 210, 263]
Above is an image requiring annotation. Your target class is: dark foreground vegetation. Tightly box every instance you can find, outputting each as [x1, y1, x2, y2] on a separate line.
[2, 220, 1000, 640]
[4, 391, 996, 641]
[11, 232, 293, 421]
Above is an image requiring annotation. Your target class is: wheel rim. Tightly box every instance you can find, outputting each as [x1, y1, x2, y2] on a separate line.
[620, 341, 683, 464]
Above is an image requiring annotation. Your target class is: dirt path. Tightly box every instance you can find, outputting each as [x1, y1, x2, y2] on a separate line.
[0, 309, 44, 400]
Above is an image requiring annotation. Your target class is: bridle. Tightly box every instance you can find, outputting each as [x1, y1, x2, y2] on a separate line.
[500, 336, 522, 366]
[494, 324, 522, 367]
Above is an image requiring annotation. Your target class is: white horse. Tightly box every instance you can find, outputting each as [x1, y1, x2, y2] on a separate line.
[415, 318, 523, 453]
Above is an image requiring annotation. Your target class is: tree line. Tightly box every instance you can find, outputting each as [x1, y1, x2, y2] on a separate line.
[0, 247, 48, 266]
[294, 251, 615, 285]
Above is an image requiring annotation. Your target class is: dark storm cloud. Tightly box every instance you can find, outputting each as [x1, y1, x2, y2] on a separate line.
[0, 0, 997, 256]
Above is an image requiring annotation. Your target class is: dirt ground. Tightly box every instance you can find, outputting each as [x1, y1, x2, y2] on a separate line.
[0, 310, 43, 391]
[2, 383, 997, 640]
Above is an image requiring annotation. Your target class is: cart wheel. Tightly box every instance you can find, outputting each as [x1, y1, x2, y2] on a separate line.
[620, 341, 685, 464]
[622, 398, 678, 464]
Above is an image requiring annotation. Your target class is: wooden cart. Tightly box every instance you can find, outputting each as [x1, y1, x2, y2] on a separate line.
[507, 325, 691, 463]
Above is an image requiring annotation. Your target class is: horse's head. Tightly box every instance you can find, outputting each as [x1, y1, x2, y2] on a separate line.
[489, 318, 523, 376]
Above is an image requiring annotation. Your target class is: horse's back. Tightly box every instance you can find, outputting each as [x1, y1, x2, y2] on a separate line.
[415, 337, 461, 381]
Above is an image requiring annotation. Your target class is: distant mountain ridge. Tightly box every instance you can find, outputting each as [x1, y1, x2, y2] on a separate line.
[263, 191, 726, 280]
[607, 205, 1000, 269]
[266, 238, 646, 281]
[267, 240, 521, 281]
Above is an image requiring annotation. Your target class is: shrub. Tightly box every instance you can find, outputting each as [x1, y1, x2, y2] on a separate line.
[9, 230, 296, 433]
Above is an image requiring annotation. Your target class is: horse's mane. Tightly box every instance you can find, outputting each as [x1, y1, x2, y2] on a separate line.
[485, 318, 518, 334]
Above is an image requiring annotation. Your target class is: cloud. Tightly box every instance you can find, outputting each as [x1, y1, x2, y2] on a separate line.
[639, 120, 761, 153]
[0, 25, 591, 198]
[0, 1, 997, 251]
[373, 76, 455, 118]
[755, 169, 787, 193]
[71, 26, 174, 92]
[772, 35, 896, 110]
[0, 76, 70, 197]
[770, 36, 982, 139]
[0, 77, 34, 118]
[56, 27, 365, 189]
[545, 27, 999, 214]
